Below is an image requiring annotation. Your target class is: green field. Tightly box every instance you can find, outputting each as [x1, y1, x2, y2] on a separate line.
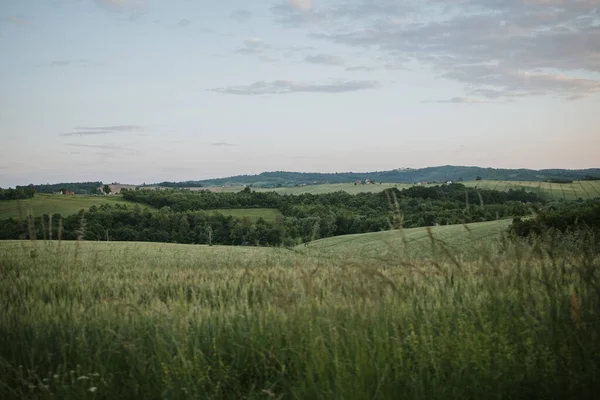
[1, 229, 598, 398]
[464, 180, 600, 201]
[206, 208, 283, 222]
[254, 183, 414, 195]
[230, 180, 600, 200]
[0, 194, 142, 219]
[303, 219, 512, 259]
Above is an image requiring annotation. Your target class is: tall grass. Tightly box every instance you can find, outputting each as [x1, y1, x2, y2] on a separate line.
[0, 232, 599, 399]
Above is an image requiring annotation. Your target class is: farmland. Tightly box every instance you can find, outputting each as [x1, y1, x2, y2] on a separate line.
[204, 180, 600, 200]
[206, 208, 283, 222]
[1, 229, 599, 398]
[254, 183, 413, 195]
[303, 219, 512, 259]
[463, 180, 600, 201]
[0, 194, 142, 219]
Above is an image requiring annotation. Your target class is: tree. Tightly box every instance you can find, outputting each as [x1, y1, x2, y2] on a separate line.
[476, 176, 483, 181]
[102, 185, 112, 195]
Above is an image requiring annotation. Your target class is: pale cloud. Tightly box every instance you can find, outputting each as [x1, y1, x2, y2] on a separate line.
[208, 142, 239, 147]
[271, 0, 325, 26]
[305, 54, 345, 65]
[236, 38, 269, 55]
[94, 0, 145, 13]
[289, 0, 313, 10]
[40, 59, 88, 67]
[434, 97, 491, 104]
[178, 18, 191, 28]
[61, 125, 144, 136]
[292, 0, 600, 100]
[74, 125, 143, 131]
[346, 66, 376, 72]
[5, 17, 28, 25]
[209, 80, 381, 95]
[65, 143, 134, 151]
[230, 10, 253, 23]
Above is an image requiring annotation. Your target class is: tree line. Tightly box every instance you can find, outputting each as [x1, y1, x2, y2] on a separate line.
[16, 181, 102, 195]
[0, 184, 547, 246]
[0, 186, 36, 201]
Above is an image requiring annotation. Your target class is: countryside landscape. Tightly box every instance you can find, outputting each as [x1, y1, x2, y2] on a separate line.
[2, 0, 600, 399]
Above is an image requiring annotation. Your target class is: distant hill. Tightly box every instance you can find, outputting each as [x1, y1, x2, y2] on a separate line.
[159, 166, 600, 188]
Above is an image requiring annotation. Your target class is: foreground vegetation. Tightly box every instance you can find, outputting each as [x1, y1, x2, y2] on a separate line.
[1, 231, 599, 399]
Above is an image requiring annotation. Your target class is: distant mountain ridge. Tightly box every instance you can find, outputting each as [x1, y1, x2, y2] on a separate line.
[154, 166, 600, 188]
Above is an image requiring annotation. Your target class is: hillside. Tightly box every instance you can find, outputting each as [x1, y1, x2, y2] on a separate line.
[163, 166, 600, 188]
[0, 194, 147, 219]
[250, 180, 600, 200]
[301, 219, 512, 260]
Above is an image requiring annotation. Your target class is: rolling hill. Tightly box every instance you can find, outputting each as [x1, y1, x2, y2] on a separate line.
[0, 194, 147, 219]
[159, 166, 600, 188]
[300, 219, 513, 260]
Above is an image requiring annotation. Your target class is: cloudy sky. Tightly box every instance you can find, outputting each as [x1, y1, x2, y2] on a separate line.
[1, 0, 599, 186]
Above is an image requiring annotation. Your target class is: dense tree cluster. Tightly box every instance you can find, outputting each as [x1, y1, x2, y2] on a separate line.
[16, 182, 102, 194]
[510, 199, 600, 237]
[0, 184, 546, 246]
[0, 186, 35, 201]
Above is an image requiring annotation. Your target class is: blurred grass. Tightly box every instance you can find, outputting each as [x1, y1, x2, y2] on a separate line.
[1, 230, 599, 399]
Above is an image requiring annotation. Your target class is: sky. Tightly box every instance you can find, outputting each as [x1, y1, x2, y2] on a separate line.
[0, 0, 599, 187]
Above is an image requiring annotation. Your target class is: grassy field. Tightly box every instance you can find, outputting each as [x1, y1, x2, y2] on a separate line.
[206, 208, 283, 222]
[254, 183, 414, 195]
[200, 180, 600, 200]
[302, 219, 512, 259]
[0, 194, 142, 219]
[1, 229, 599, 399]
[464, 180, 600, 201]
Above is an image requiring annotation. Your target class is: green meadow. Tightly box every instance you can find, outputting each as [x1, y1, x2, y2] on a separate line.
[1, 226, 599, 399]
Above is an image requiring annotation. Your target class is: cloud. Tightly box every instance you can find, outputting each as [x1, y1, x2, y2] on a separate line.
[289, 0, 313, 10]
[208, 142, 239, 147]
[305, 54, 345, 65]
[230, 10, 253, 23]
[235, 38, 270, 55]
[74, 125, 143, 131]
[94, 0, 144, 12]
[271, 0, 325, 26]
[384, 63, 408, 71]
[209, 80, 381, 95]
[292, 0, 600, 100]
[65, 143, 133, 151]
[346, 66, 376, 72]
[40, 59, 88, 67]
[433, 97, 491, 104]
[60, 130, 113, 137]
[178, 18, 191, 28]
[5, 17, 28, 25]
[60, 125, 144, 137]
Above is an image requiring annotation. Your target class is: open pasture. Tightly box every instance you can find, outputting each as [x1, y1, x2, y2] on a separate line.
[1, 232, 598, 399]
[0, 194, 144, 220]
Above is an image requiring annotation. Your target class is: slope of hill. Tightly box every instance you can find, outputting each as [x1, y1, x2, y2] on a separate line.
[300, 219, 512, 260]
[250, 180, 600, 200]
[0, 194, 148, 219]
[164, 166, 600, 188]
